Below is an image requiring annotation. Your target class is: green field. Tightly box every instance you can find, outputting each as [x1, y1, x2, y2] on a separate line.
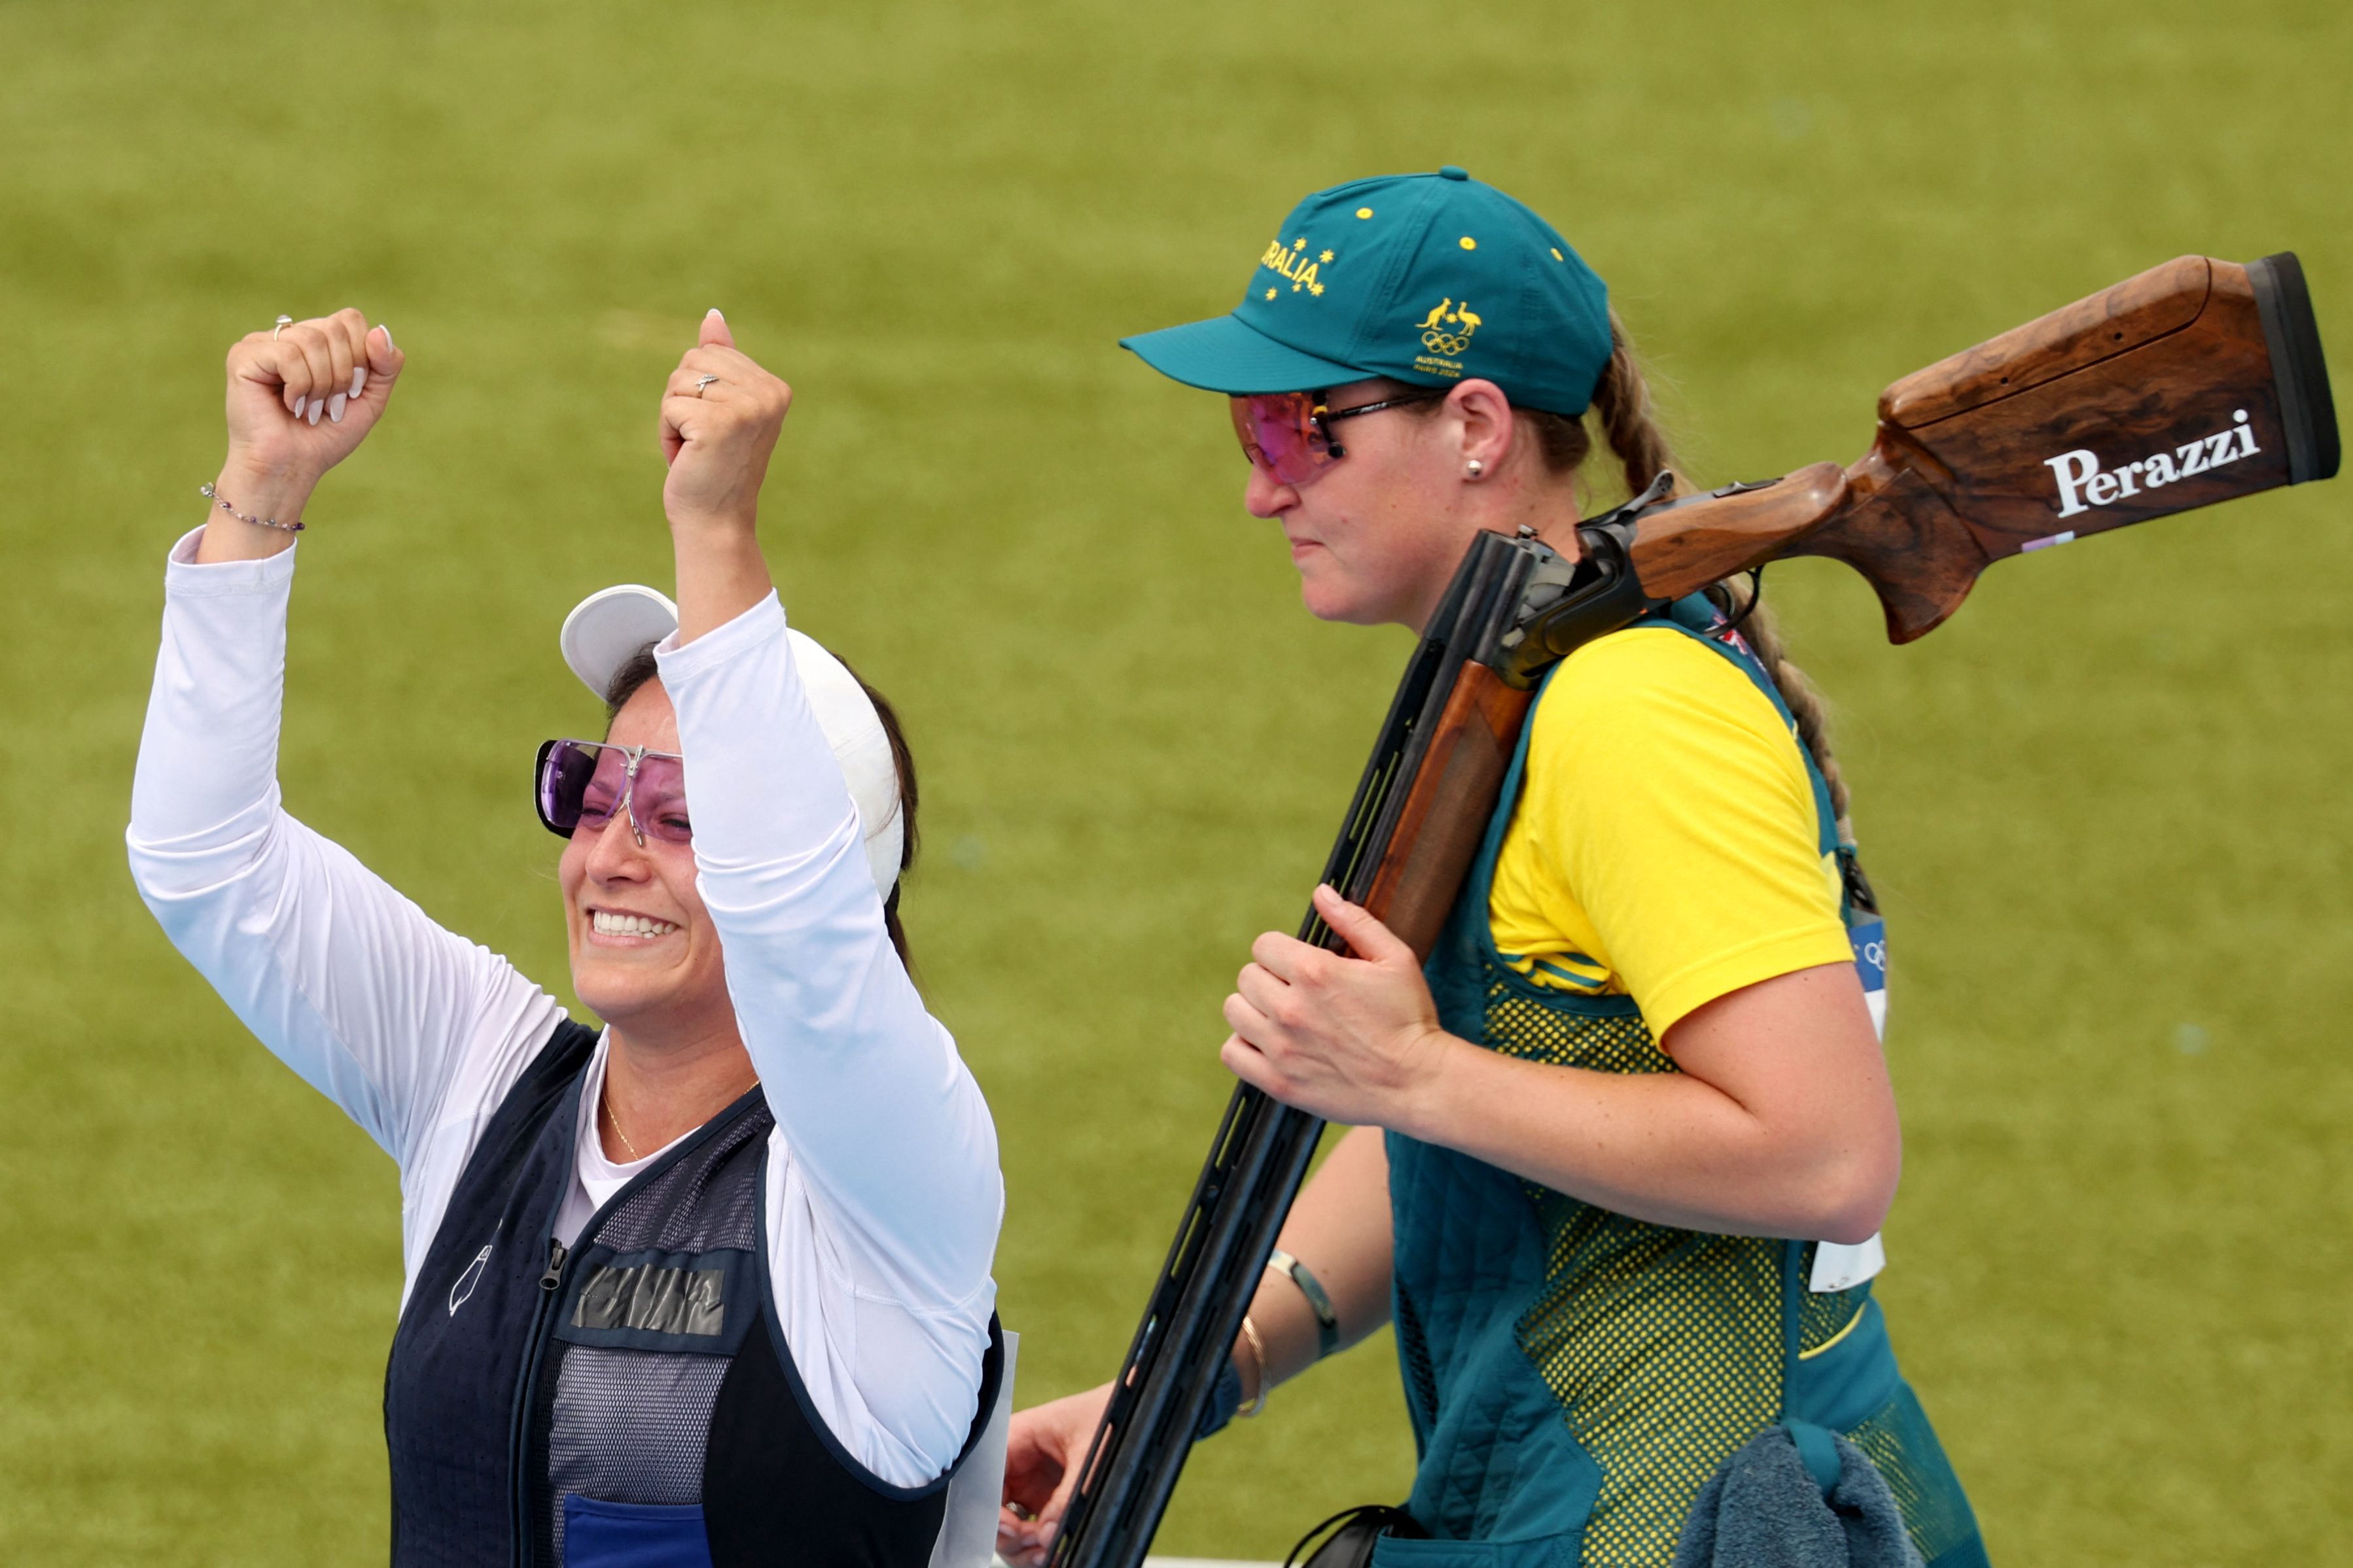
[3, 1, 2347, 1561]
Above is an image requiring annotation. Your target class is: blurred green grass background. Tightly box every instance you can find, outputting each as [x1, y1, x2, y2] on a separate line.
[3, 0, 2347, 1561]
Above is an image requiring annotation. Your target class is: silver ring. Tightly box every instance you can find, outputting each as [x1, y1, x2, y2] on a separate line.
[272, 315, 294, 339]
[694, 374, 720, 393]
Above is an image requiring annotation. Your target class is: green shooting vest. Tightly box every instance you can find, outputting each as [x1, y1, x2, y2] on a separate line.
[1380, 601, 1988, 1568]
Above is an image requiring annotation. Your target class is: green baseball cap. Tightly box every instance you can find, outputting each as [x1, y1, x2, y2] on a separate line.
[1121, 166, 1613, 415]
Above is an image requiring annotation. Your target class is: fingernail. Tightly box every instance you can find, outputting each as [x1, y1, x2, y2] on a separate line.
[327, 392, 347, 423]
[291, 396, 305, 420]
[349, 366, 366, 397]
[707, 307, 725, 321]
[378, 323, 395, 349]
[307, 397, 323, 425]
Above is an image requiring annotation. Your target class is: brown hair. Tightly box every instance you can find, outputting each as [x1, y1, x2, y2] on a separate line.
[1409, 312, 1854, 835]
[603, 646, 923, 966]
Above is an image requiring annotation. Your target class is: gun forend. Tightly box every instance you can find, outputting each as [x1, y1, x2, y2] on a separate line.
[1617, 254, 2339, 644]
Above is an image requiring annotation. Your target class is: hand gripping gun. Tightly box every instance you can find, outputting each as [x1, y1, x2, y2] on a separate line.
[1048, 253, 2337, 1568]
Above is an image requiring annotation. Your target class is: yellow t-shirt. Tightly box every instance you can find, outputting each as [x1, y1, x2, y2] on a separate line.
[1487, 624, 1852, 1043]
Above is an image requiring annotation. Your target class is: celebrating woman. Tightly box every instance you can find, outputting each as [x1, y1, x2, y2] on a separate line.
[1000, 169, 1987, 1567]
[130, 308, 1005, 1567]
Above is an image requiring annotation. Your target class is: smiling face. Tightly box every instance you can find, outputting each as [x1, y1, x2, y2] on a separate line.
[558, 680, 734, 1041]
[1240, 376, 1579, 631]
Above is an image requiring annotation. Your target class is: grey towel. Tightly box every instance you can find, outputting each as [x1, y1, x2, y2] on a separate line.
[1670, 1421, 1925, 1568]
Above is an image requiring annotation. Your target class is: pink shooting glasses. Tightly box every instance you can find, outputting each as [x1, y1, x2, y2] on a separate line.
[1228, 387, 1440, 486]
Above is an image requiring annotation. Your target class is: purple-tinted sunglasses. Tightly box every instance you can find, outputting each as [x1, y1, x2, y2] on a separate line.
[535, 739, 691, 846]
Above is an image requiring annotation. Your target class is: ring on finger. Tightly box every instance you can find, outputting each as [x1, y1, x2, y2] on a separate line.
[272, 315, 294, 339]
[693, 374, 720, 394]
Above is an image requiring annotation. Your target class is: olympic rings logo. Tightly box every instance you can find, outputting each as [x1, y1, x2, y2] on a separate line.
[1422, 329, 1472, 355]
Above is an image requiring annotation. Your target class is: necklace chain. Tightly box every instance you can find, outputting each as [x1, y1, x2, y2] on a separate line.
[602, 1094, 642, 1160]
[599, 1071, 762, 1164]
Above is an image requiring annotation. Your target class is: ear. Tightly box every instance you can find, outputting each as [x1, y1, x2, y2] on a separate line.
[1447, 379, 1516, 474]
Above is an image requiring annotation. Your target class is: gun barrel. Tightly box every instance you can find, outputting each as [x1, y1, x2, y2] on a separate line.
[1052, 531, 1556, 1568]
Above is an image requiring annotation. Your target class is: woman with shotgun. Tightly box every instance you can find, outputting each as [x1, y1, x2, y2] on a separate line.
[130, 308, 1006, 1565]
[1000, 169, 1986, 1568]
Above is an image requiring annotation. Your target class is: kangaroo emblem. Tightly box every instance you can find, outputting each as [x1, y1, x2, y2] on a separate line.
[1419, 298, 1481, 357]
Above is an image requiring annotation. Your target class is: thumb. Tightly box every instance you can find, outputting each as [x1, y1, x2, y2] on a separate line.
[1313, 883, 1415, 965]
[699, 307, 735, 351]
[366, 322, 404, 380]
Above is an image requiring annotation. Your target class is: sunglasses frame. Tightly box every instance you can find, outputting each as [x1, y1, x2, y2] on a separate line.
[1231, 387, 1444, 483]
[534, 738, 689, 848]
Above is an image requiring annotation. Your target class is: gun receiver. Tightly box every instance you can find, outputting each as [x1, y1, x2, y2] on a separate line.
[1049, 253, 2335, 1568]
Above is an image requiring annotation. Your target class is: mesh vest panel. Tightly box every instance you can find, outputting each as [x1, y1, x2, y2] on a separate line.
[532, 1102, 772, 1560]
[1481, 975, 1782, 1567]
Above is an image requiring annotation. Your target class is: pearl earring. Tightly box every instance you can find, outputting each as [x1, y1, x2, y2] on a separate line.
[1465, 459, 1484, 478]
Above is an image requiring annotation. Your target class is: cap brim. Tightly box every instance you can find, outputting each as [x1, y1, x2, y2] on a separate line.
[1119, 313, 1369, 395]
[561, 584, 679, 701]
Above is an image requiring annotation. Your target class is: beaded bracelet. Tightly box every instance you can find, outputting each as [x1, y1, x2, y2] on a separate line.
[200, 481, 304, 533]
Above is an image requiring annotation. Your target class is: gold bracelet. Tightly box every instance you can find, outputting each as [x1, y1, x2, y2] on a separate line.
[1235, 1315, 1269, 1418]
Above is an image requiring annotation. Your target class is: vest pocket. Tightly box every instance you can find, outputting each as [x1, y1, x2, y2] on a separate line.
[561, 1493, 715, 1568]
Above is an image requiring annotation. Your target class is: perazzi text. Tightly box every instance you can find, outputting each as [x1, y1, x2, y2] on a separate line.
[2045, 409, 2259, 518]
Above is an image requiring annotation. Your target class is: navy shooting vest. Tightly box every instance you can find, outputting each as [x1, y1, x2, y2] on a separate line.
[383, 1018, 1004, 1567]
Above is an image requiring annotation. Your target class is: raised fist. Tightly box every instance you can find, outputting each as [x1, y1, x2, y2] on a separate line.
[222, 309, 403, 485]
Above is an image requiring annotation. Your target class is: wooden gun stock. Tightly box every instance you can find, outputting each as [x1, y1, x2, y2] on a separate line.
[1621, 253, 2339, 640]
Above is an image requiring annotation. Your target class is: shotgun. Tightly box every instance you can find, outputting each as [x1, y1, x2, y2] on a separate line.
[1048, 253, 2336, 1568]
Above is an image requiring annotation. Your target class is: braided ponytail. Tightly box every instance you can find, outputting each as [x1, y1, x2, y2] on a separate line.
[1585, 313, 1680, 500]
[1579, 311, 1856, 838]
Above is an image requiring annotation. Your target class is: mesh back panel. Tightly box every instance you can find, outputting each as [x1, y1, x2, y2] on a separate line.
[1485, 981, 1783, 1567]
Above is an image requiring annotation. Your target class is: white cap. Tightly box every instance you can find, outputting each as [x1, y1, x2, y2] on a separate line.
[559, 585, 905, 897]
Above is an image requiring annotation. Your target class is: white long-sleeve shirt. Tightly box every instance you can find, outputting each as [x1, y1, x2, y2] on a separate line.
[126, 529, 1001, 1488]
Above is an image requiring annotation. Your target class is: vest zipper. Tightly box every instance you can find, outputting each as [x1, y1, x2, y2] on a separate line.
[508, 1236, 569, 1565]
